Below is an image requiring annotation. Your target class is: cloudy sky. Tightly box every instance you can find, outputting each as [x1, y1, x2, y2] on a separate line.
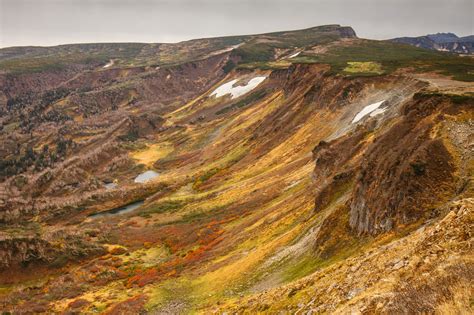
[0, 0, 472, 48]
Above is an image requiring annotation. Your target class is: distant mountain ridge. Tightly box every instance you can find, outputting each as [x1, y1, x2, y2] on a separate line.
[426, 32, 459, 43]
[391, 32, 474, 54]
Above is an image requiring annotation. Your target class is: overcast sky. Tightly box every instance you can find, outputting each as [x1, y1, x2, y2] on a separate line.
[0, 0, 473, 48]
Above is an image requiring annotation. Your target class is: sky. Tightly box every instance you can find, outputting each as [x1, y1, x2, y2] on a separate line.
[1, 0, 473, 48]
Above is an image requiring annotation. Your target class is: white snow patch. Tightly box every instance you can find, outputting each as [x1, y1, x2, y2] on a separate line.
[369, 107, 387, 117]
[208, 43, 244, 56]
[351, 100, 386, 124]
[288, 51, 301, 58]
[230, 43, 244, 50]
[103, 60, 114, 68]
[134, 170, 159, 183]
[210, 76, 267, 99]
[220, 43, 244, 53]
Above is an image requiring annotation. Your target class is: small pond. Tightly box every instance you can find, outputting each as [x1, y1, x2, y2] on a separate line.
[89, 200, 144, 218]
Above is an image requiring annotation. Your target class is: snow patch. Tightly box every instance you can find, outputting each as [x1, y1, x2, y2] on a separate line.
[351, 100, 386, 124]
[134, 170, 159, 183]
[103, 60, 114, 68]
[288, 51, 301, 58]
[208, 43, 244, 56]
[219, 43, 244, 53]
[369, 107, 387, 117]
[210, 76, 267, 99]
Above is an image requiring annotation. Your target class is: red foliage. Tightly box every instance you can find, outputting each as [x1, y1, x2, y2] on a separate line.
[105, 295, 146, 314]
[127, 268, 159, 287]
[124, 211, 244, 289]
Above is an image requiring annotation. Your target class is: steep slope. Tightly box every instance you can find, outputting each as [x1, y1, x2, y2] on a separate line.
[0, 25, 473, 313]
[216, 198, 473, 313]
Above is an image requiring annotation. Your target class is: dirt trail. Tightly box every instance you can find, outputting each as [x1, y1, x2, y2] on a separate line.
[412, 72, 474, 94]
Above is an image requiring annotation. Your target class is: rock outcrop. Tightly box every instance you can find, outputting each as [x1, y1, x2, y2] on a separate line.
[349, 95, 462, 234]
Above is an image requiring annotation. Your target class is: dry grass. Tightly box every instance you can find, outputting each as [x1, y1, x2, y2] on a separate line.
[130, 142, 174, 166]
[343, 61, 384, 75]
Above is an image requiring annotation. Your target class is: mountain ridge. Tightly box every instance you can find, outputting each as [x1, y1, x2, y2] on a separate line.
[391, 32, 474, 54]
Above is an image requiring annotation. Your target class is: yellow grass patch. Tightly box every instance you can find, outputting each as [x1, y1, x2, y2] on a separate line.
[130, 142, 174, 166]
[344, 61, 384, 74]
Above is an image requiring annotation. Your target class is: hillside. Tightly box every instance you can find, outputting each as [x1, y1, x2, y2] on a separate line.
[0, 25, 473, 313]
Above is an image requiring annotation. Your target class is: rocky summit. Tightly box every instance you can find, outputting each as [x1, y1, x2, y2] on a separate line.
[0, 24, 473, 313]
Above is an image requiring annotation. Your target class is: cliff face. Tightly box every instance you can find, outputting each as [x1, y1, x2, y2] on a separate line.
[303, 24, 357, 39]
[338, 26, 358, 38]
[349, 95, 460, 234]
[310, 88, 472, 236]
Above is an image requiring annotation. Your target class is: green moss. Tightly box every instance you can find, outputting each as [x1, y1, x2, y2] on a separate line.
[237, 61, 291, 70]
[233, 43, 275, 63]
[449, 93, 474, 104]
[281, 237, 363, 284]
[282, 255, 324, 283]
[413, 91, 474, 104]
[192, 168, 221, 190]
[138, 200, 185, 217]
[144, 278, 194, 312]
[179, 210, 209, 224]
[222, 60, 236, 74]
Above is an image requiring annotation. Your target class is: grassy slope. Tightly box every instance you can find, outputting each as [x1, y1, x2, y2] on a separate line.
[245, 39, 474, 81]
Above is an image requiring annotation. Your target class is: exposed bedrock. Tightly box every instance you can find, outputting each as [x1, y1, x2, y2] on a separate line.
[349, 95, 465, 235]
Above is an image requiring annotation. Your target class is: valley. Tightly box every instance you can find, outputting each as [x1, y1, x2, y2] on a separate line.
[0, 24, 473, 313]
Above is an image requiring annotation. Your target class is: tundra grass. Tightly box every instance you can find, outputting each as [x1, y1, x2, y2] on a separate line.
[130, 142, 174, 166]
[0, 43, 150, 73]
[241, 40, 474, 81]
[137, 200, 185, 217]
[306, 41, 474, 81]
